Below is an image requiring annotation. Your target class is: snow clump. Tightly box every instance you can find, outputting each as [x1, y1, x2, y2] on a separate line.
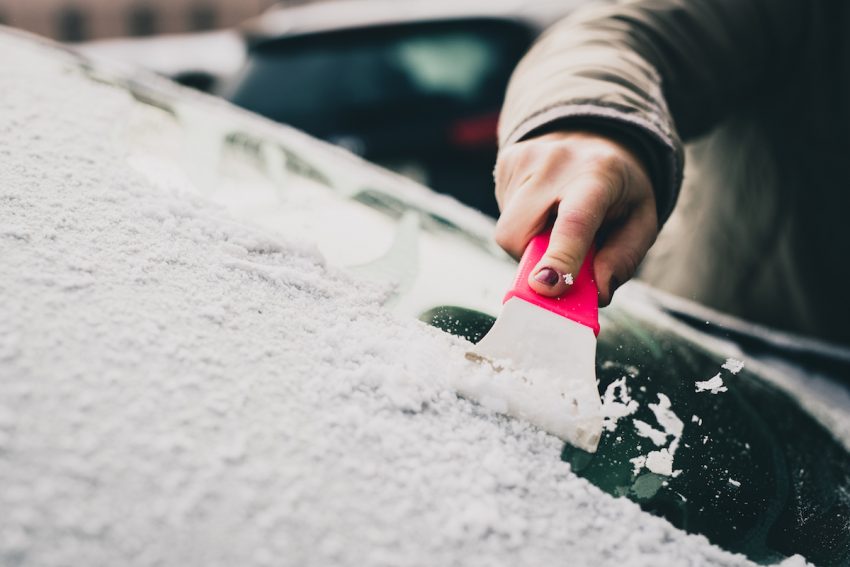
[696, 374, 728, 394]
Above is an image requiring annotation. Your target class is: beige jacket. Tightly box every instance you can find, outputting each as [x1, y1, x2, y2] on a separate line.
[499, 0, 850, 346]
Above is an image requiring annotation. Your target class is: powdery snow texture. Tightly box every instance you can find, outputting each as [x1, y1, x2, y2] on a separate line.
[0, 35, 770, 567]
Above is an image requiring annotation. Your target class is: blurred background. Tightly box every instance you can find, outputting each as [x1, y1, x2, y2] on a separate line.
[0, 0, 279, 41]
[0, 0, 585, 217]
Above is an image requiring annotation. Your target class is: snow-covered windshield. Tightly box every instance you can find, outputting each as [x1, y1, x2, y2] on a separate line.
[2, 29, 849, 567]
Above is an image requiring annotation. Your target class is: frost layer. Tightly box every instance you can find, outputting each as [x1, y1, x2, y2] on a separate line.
[0, 35, 765, 567]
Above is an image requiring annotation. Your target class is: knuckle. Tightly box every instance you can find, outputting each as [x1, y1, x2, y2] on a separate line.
[495, 145, 529, 179]
[537, 145, 573, 173]
[493, 221, 519, 254]
[494, 148, 516, 177]
[583, 141, 624, 168]
[556, 203, 599, 233]
[495, 172, 533, 210]
[545, 248, 582, 271]
[598, 146, 624, 166]
[570, 168, 620, 210]
[583, 147, 628, 186]
[596, 257, 616, 279]
[497, 142, 522, 163]
[493, 155, 513, 188]
[511, 143, 544, 170]
[496, 144, 548, 184]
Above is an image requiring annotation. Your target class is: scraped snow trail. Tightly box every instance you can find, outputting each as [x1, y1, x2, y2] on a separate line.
[0, 36, 770, 566]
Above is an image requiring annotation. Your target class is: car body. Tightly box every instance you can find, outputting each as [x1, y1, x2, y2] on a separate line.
[4, 27, 850, 566]
[223, 0, 596, 217]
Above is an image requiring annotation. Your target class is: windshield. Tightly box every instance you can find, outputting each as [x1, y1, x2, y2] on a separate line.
[227, 20, 531, 137]
[422, 304, 850, 566]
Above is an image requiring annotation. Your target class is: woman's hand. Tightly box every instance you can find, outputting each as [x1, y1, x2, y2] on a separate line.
[494, 130, 657, 306]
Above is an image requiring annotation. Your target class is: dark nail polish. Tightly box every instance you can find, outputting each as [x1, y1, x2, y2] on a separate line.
[534, 267, 560, 287]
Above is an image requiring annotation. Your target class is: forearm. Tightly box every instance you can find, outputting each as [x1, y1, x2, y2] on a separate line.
[499, 0, 809, 222]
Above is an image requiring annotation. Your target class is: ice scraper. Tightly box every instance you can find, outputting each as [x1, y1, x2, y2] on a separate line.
[468, 230, 603, 452]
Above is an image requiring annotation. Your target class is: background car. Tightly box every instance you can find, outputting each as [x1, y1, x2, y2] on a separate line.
[4, 26, 850, 566]
[222, 0, 593, 217]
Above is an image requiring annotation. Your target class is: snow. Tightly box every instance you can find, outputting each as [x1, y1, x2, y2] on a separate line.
[629, 455, 647, 475]
[628, 394, 684, 478]
[600, 376, 639, 432]
[645, 449, 674, 477]
[648, 394, 684, 455]
[633, 419, 668, 446]
[692, 359, 743, 409]
[696, 374, 728, 394]
[563, 272, 574, 285]
[0, 32, 789, 567]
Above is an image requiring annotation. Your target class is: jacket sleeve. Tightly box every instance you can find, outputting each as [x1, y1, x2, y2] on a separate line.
[499, 0, 809, 223]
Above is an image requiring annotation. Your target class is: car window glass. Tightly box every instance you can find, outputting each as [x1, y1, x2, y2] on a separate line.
[227, 20, 530, 137]
[391, 32, 495, 101]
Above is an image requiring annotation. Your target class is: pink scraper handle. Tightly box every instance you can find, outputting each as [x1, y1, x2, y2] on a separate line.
[503, 230, 600, 336]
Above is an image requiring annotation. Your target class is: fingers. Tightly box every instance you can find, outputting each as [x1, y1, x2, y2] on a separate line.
[493, 130, 656, 304]
[527, 177, 610, 297]
[493, 143, 553, 257]
[593, 202, 658, 306]
[493, 177, 551, 259]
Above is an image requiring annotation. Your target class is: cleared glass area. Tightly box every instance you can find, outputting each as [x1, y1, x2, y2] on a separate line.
[423, 305, 850, 565]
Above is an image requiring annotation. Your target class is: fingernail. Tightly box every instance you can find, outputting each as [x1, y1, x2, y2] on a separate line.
[533, 267, 560, 287]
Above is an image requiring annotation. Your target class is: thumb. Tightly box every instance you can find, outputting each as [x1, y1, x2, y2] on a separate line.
[528, 182, 607, 297]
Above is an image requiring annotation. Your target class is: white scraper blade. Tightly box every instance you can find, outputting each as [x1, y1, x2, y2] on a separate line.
[467, 297, 602, 452]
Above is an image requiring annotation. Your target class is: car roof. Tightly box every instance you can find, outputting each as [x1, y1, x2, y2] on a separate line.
[241, 0, 594, 44]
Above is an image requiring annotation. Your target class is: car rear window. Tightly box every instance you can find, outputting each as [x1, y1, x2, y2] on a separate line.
[226, 19, 533, 136]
